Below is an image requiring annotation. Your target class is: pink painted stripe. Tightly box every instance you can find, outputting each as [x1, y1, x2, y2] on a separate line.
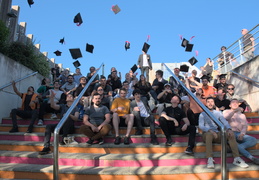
[1, 119, 83, 126]
[247, 118, 259, 123]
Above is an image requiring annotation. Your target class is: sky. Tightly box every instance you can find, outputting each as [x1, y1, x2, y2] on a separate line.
[11, 0, 259, 80]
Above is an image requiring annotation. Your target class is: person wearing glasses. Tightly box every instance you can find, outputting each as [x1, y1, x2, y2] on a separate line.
[9, 81, 39, 133]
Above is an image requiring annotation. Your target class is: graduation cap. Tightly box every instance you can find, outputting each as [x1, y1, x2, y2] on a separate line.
[73, 60, 81, 68]
[219, 74, 227, 79]
[86, 43, 94, 53]
[69, 48, 82, 59]
[142, 42, 150, 53]
[131, 64, 138, 73]
[112, 5, 121, 14]
[201, 75, 210, 82]
[185, 43, 194, 52]
[125, 41, 130, 51]
[74, 13, 83, 26]
[180, 64, 189, 72]
[54, 50, 62, 56]
[181, 38, 189, 48]
[188, 56, 198, 66]
[59, 37, 65, 44]
[27, 0, 34, 7]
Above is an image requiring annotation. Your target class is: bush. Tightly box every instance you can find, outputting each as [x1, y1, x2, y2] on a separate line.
[0, 20, 10, 53]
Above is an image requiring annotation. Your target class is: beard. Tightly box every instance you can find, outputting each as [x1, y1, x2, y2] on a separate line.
[95, 101, 101, 106]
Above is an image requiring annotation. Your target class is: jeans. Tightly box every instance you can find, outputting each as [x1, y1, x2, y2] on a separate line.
[234, 131, 257, 159]
[133, 111, 156, 137]
[11, 108, 38, 128]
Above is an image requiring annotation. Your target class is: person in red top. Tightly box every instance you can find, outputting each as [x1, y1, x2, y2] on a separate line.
[9, 81, 39, 133]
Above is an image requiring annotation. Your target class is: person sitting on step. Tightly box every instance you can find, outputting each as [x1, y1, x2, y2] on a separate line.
[199, 97, 249, 169]
[223, 99, 259, 165]
[159, 95, 196, 155]
[130, 89, 159, 145]
[38, 91, 79, 155]
[9, 81, 39, 133]
[79, 93, 112, 145]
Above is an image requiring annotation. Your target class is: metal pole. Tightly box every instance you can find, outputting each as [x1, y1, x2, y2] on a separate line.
[221, 126, 228, 180]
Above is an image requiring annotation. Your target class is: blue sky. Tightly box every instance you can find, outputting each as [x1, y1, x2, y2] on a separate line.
[11, 0, 259, 79]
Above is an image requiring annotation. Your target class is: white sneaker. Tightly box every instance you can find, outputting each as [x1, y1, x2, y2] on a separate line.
[51, 114, 57, 119]
[233, 157, 249, 168]
[37, 119, 43, 126]
[207, 157, 215, 169]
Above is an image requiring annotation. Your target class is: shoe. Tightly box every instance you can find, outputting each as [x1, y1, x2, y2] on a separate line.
[37, 119, 43, 126]
[165, 137, 173, 146]
[98, 138, 104, 145]
[51, 114, 58, 119]
[207, 157, 215, 169]
[251, 157, 259, 165]
[26, 126, 33, 133]
[114, 136, 121, 145]
[124, 136, 130, 145]
[233, 157, 249, 168]
[86, 139, 94, 145]
[135, 129, 143, 135]
[150, 136, 159, 145]
[9, 127, 18, 133]
[39, 147, 51, 155]
[185, 147, 194, 155]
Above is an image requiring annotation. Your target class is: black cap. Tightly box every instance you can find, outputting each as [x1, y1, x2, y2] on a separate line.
[180, 64, 189, 72]
[112, 5, 121, 14]
[73, 60, 81, 68]
[188, 56, 198, 66]
[131, 64, 138, 73]
[219, 74, 227, 79]
[59, 37, 65, 44]
[125, 41, 130, 51]
[142, 42, 150, 53]
[185, 43, 194, 52]
[74, 13, 83, 26]
[54, 50, 62, 56]
[86, 43, 94, 53]
[27, 0, 34, 7]
[201, 75, 210, 82]
[181, 38, 189, 48]
[69, 48, 82, 59]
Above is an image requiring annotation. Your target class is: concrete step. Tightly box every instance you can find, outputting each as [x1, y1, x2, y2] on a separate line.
[0, 162, 259, 180]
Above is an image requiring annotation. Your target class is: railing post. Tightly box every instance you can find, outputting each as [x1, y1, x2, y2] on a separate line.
[238, 40, 244, 63]
[221, 126, 228, 180]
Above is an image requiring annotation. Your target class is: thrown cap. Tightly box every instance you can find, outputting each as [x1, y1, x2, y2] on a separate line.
[59, 37, 65, 44]
[27, 0, 34, 7]
[69, 48, 82, 59]
[185, 43, 194, 52]
[54, 50, 62, 56]
[125, 41, 130, 51]
[180, 64, 189, 72]
[188, 56, 198, 66]
[131, 64, 138, 73]
[86, 43, 94, 53]
[74, 13, 83, 26]
[112, 5, 121, 14]
[73, 60, 81, 68]
[142, 42, 150, 53]
[181, 38, 189, 48]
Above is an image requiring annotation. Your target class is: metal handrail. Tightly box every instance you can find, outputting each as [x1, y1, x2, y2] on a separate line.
[163, 63, 228, 180]
[0, 71, 38, 91]
[53, 63, 103, 180]
[230, 70, 259, 84]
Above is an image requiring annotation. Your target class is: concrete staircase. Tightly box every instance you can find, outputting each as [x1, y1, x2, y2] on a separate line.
[0, 113, 259, 180]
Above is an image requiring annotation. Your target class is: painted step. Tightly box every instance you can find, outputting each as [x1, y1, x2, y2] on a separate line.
[0, 163, 259, 180]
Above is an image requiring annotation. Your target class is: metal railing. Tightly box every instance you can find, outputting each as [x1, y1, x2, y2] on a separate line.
[212, 24, 259, 74]
[53, 63, 103, 180]
[163, 63, 228, 180]
[230, 70, 259, 84]
[0, 71, 38, 91]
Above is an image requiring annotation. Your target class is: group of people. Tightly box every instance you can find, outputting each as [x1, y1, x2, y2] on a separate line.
[8, 48, 258, 169]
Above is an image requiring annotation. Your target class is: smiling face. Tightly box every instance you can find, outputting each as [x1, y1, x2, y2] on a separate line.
[229, 99, 240, 110]
[206, 98, 215, 110]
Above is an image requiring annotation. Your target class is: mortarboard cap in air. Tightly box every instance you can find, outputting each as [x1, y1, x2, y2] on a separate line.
[131, 64, 138, 73]
[185, 43, 194, 52]
[219, 74, 227, 79]
[69, 48, 82, 59]
[125, 41, 130, 51]
[188, 56, 198, 66]
[112, 5, 121, 14]
[27, 0, 34, 7]
[181, 38, 189, 48]
[73, 60, 81, 68]
[86, 43, 94, 53]
[180, 64, 189, 72]
[59, 37, 65, 44]
[74, 13, 83, 26]
[54, 50, 62, 56]
[142, 42, 150, 53]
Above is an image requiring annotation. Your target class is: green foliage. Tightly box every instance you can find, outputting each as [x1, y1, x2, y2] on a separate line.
[0, 20, 10, 53]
